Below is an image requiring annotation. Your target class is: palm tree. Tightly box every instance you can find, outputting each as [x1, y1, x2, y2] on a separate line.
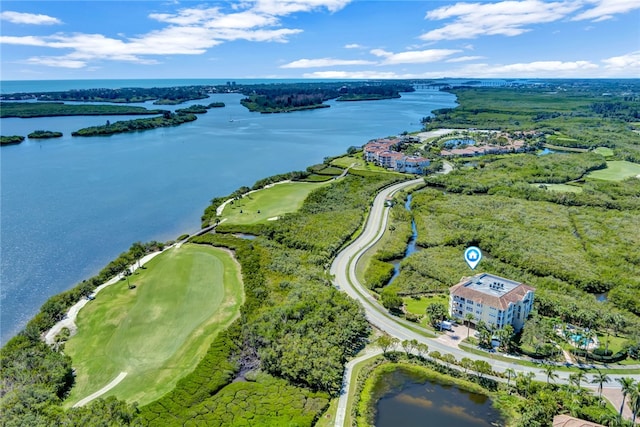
[592, 370, 611, 398]
[582, 328, 597, 352]
[505, 368, 516, 388]
[465, 313, 475, 338]
[542, 364, 558, 384]
[572, 371, 587, 389]
[616, 377, 635, 417]
[629, 381, 640, 425]
[517, 372, 535, 398]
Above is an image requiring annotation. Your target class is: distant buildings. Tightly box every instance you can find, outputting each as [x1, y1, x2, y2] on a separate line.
[363, 137, 431, 174]
[440, 139, 527, 157]
[449, 273, 535, 331]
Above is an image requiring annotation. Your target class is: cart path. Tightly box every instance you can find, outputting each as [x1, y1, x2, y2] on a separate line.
[72, 372, 128, 407]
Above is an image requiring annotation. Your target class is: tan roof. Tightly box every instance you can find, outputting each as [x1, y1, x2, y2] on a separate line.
[553, 415, 605, 427]
[450, 276, 535, 310]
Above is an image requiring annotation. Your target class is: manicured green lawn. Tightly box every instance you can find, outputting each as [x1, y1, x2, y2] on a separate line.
[593, 147, 614, 157]
[331, 155, 364, 169]
[530, 183, 583, 193]
[64, 244, 244, 406]
[587, 161, 640, 181]
[403, 294, 449, 328]
[221, 181, 327, 225]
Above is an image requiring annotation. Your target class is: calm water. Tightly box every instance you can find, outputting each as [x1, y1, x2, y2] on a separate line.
[375, 369, 503, 427]
[0, 81, 457, 343]
[389, 194, 420, 285]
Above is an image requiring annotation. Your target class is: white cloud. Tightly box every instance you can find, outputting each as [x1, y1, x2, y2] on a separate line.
[572, 0, 640, 21]
[0, 11, 62, 25]
[446, 55, 486, 62]
[25, 56, 86, 69]
[280, 58, 376, 68]
[344, 43, 364, 49]
[301, 59, 612, 79]
[446, 60, 600, 77]
[602, 50, 640, 72]
[370, 48, 461, 64]
[421, 0, 581, 40]
[302, 70, 405, 79]
[252, 0, 351, 15]
[0, 1, 347, 69]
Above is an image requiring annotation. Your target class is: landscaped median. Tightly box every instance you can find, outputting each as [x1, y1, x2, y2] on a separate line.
[64, 244, 244, 406]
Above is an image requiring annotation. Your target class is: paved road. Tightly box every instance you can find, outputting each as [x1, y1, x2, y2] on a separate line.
[330, 178, 639, 426]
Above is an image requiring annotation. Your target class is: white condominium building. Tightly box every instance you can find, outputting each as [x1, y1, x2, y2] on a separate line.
[449, 273, 535, 331]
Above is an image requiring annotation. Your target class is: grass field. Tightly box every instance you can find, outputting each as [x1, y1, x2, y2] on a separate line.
[586, 161, 640, 181]
[221, 181, 327, 225]
[593, 147, 614, 157]
[64, 244, 244, 406]
[403, 294, 449, 327]
[530, 183, 584, 193]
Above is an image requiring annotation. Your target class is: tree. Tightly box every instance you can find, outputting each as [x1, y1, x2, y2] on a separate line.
[542, 364, 558, 384]
[505, 368, 516, 388]
[475, 320, 492, 349]
[122, 265, 133, 289]
[496, 324, 515, 352]
[441, 353, 456, 369]
[592, 370, 611, 398]
[401, 339, 417, 356]
[416, 343, 429, 359]
[465, 313, 475, 338]
[516, 372, 535, 398]
[129, 241, 145, 269]
[381, 289, 403, 314]
[425, 302, 447, 329]
[570, 371, 587, 389]
[473, 360, 492, 379]
[616, 377, 636, 417]
[375, 334, 397, 355]
[460, 357, 473, 374]
[629, 381, 640, 425]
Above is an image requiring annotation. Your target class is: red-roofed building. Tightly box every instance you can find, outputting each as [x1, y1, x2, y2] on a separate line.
[449, 273, 535, 331]
[363, 138, 430, 174]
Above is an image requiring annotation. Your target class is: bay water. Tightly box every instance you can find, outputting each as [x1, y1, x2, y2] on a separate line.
[0, 81, 456, 343]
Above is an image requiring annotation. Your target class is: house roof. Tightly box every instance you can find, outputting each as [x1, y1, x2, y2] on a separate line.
[450, 273, 535, 310]
[553, 415, 605, 427]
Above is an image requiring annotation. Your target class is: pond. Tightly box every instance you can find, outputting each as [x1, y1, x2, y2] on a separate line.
[444, 138, 476, 147]
[375, 369, 504, 427]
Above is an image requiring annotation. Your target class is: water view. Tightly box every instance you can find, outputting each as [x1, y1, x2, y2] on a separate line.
[0, 83, 457, 343]
[375, 369, 504, 427]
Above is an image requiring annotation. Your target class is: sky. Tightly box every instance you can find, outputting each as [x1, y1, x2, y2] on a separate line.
[1, 0, 639, 80]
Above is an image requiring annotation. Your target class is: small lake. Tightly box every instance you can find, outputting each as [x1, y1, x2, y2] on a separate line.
[375, 369, 504, 427]
[444, 138, 476, 147]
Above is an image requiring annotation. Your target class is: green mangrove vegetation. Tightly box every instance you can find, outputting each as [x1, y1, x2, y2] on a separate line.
[1, 135, 25, 146]
[71, 113, 197, 136]
[28, 130, 63, 139]
[0, 102, 165, 118]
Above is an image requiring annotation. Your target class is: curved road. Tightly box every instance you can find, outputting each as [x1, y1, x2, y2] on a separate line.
[330, 178, 639, 426]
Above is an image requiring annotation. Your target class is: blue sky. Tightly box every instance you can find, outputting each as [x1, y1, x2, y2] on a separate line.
[1, 0, 638, 80]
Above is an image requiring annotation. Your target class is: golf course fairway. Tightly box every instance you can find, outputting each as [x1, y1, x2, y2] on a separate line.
[221, 181, 327, 225]
[64, 244, 244, 406]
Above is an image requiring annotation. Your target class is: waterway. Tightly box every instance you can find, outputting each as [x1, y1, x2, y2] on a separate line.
[389, 194, 421, 284]
[375, 369, 504, 427]
[0, 82, 457, 343]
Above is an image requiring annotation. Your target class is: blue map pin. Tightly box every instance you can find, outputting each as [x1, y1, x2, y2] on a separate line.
[464, 246, 482, 270]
